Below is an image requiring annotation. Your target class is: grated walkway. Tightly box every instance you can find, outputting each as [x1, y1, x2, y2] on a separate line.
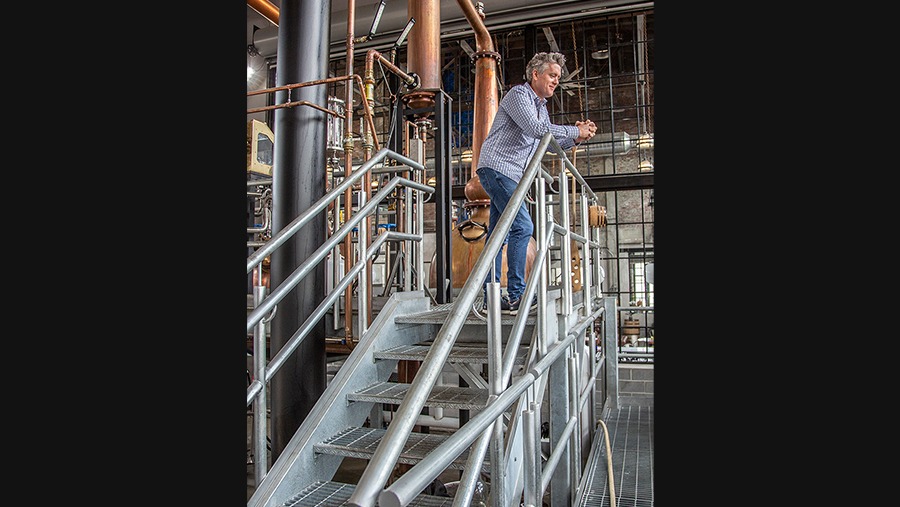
[578, 405, 653, 507]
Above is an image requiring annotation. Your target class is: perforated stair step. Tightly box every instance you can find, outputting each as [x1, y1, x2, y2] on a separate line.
[284, 480, 453, 506]
[314, 426, 488, 470]
[374, 344, 527, 365]
[347, 381, 490, 410]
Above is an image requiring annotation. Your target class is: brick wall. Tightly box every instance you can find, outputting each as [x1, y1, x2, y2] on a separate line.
[618, 364, 653, 406]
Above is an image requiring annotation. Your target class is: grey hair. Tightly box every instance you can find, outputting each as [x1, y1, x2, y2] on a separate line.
[525, 52, 566, 83]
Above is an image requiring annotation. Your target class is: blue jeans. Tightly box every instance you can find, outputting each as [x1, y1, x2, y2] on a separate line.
[476, 167, 533, 302]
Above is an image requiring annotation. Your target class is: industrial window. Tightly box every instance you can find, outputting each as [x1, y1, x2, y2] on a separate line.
[628, 250, 653, 307]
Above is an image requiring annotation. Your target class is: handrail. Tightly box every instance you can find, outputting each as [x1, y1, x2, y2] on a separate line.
[347, 133, 557, 507]
[246, 148, 432, 486]
[246, 230, 420, 406]
[247, 174, 432, 333]
[247, 129, 609, 506]
[349, 132, 606, 507]
[383, 139, 607, 507]
[384, 333, 578, 507]
[247, 148, 423, 273]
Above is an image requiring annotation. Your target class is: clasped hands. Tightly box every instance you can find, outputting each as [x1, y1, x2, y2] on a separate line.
[575, 119, 597, 143]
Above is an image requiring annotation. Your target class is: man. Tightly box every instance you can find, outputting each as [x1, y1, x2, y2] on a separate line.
[478, 51, 596, 315]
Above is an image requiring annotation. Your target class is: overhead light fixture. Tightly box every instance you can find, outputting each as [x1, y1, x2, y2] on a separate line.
[247, 25, 261, 57]
[247, 25, 266, 87]
[395, 17, 416, 48]
[247, 54, 266, 88]
[461, 149, 473, 163]
[639, 159, 653, 172]
[591, 49, 609, 60]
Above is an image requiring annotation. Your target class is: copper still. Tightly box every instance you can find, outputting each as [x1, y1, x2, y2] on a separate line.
[430, 179, 537, 290]
[404, 0, 440, 114]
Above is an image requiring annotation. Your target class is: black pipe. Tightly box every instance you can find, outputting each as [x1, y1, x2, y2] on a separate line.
[268, 0, 330, 462]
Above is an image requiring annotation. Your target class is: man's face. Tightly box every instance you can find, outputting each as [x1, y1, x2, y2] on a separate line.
[531, 62, 562, 99]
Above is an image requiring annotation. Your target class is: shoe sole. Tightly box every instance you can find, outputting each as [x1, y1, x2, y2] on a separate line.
[504, 300, 536, 316]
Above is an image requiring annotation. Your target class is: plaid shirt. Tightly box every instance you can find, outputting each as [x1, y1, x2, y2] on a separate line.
[478, 82, 579, 183]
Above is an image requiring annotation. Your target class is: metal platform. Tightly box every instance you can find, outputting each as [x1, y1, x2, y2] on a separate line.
[577, 405, 654, 507]
[393, 300, 538, 326]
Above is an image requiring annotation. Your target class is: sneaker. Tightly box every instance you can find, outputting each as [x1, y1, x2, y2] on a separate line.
[481, 295, 511, 313]
[505, 296, 537, 315]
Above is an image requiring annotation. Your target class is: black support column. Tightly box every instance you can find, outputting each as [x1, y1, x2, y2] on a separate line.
[394, 89, 453, 303]
[433, 91, 453, 303]
[268, 0, 329, 461]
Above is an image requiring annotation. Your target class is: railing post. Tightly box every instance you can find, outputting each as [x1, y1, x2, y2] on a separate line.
[568, 353, 581, 503]
[558, 170, 572, 316]
[579, 193, 592, 315]
[358, 190, 369, 337]
[603, 296, 619, 410]
[592, 214, 604, 300]
[522, 403, 539, 507]
[549, 342, 572, 507]
[534, 174, 549, 357]
[404, 179, 413, 292]
[487, 281, 506, 507]
[252, 280, 269, 484]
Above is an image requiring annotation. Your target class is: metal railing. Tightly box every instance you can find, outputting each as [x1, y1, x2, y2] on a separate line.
[246, 147, 432, 485]
[347, 132, 615, 507]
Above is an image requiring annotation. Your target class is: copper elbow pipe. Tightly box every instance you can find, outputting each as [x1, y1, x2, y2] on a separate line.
[247, 0, 279, 26]
[455, 0, 499, 173]
[366, 49, 417, 89]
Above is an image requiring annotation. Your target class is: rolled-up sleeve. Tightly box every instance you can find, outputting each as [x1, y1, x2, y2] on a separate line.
[551, 124, 579, 150]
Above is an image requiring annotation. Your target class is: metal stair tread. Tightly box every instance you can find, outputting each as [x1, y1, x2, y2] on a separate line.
[374, 344, 527, 365]
[285, 480, 454, 506]
[347, 381, 489, 409]
[393, 300, 537, 325]
[314, 426, 487, 470]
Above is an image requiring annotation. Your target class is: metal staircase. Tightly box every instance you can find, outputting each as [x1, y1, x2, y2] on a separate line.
[247, 135, 623, 507]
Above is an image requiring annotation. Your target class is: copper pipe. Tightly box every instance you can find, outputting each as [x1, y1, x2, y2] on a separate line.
[247, 74, 380, 151]
[365, 49, 417, 89]
[365, 47, 423, 297]
[247, 100, 343, 116]
[343, 0, 357, 345]
[406, 0, 441, 112]
[456, 0, 500, 173]
[247, 75, 356, 97]
[247, 0, 279, 26]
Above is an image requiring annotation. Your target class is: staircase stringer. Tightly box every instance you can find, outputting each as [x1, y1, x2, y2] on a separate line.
[248, 291, 431, 507]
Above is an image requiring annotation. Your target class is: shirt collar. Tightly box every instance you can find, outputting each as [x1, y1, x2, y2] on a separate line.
[525, 82, 546, 108]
